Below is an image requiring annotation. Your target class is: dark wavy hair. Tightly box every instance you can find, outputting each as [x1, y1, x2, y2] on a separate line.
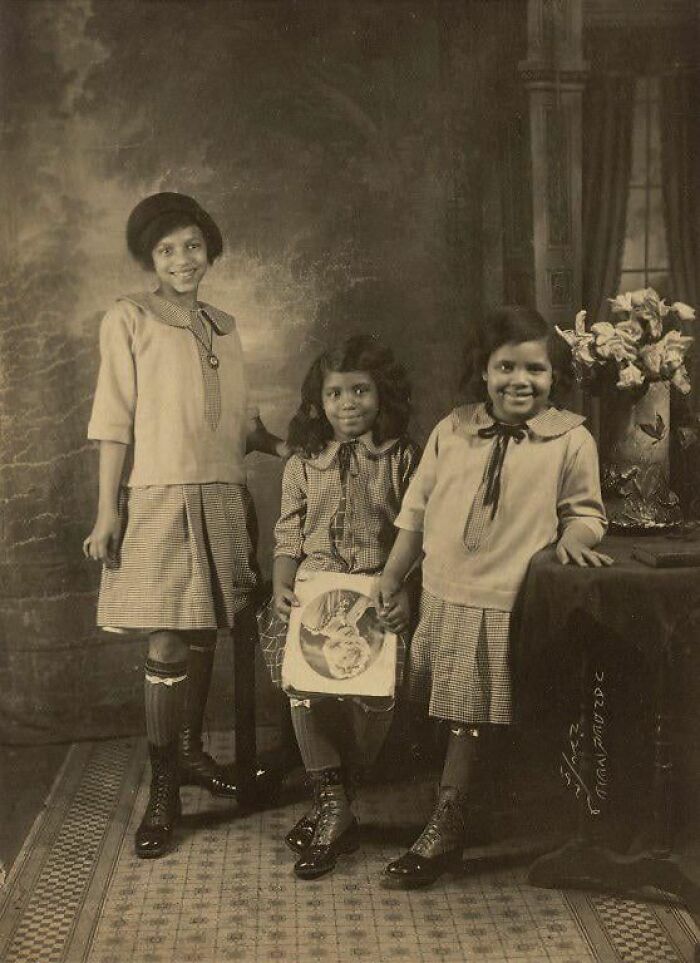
[288, 335, 412, 457]
[460, 304, 571, 405]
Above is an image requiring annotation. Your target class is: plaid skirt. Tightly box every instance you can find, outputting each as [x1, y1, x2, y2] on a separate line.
[405, 590, 512, 725]
[97, 483, 259, 631]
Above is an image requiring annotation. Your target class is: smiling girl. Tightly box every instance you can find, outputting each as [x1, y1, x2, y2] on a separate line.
[258, 335, 419, 880]
[378, 304, 612, 888]
[84, 192, 286, 858]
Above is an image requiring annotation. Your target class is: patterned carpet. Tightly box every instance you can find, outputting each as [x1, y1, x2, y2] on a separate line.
[0, 735, 697, 963]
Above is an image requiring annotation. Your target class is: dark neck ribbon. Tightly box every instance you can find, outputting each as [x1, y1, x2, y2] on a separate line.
[476, 421, 528, 517]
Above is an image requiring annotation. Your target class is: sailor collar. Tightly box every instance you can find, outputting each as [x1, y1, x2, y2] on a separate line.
[303, 434, 399, 470]
[453, 402, 585, 440]
[120, 292, 236, 335]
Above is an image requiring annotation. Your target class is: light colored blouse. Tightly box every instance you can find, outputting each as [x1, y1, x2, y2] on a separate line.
[88, 293, 256, 486]
[395, 404, 607, 612]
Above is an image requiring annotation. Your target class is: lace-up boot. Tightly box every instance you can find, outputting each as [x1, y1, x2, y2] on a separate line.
[179, 725, 238, 797]
[285, 768, 356, 854]
[135, 742, 182, 858]
[384, 786, 465, 887]
[293, 768, 359, 879]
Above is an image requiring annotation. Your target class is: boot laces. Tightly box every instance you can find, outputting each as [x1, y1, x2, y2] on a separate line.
[412, 794, 464, 855]
[313, 787, 349, 846]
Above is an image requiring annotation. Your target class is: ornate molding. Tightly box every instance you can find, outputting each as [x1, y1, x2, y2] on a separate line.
[548, 268, 574, 307]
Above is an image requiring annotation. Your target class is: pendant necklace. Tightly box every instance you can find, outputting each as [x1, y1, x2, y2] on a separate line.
[190, 309, 219, 369]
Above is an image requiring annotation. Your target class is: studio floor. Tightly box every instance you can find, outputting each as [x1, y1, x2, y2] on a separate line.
[0, 733, 698, 963]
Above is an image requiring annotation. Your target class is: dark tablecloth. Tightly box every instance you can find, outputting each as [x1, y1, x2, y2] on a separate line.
[512, 536, 700, 725]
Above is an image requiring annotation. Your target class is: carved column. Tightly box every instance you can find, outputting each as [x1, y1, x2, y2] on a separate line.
[519, 0, 587, 328]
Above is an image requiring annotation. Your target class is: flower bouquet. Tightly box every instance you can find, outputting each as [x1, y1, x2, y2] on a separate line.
[557, 288, 696, 532]
[556, 288, 694, 395]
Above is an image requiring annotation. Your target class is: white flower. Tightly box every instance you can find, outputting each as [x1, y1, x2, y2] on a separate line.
[615, 318, 644, 342]
[671, 364, 692, 394]
[556, 317, 597, 368]
[591, 322, 638, 362]
[629, 289, 650, 309]
[659, 329, 694, 374]
[670, 301, 696, 323]
[609, 292, 633, 316]
[616, 363, 646, 389]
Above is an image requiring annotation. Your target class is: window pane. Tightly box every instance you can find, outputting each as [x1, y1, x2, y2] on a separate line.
[619, 271, 647, 293]
[647, 189, 668, 266]
[621, 188, 647, 268]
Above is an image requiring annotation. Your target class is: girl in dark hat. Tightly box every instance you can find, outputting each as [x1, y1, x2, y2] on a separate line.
[84, 192, 287, 858]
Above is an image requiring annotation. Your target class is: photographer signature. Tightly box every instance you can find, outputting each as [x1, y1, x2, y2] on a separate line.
[560, 670, 609, 815]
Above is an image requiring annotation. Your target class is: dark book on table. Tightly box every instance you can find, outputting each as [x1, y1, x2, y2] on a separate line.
[632, 539, 700, 568]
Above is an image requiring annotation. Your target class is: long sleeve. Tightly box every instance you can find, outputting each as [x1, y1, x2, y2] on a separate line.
[273, 455, 308, 560]
[87, 304, 136, 444]
[394, 426, 439, 532]
[557, 429, 607, 540]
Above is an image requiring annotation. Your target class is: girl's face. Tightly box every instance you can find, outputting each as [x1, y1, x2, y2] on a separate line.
[151, 224, 208, 304]
[322, 370, 380, 442]
[483, 339, 553, 423]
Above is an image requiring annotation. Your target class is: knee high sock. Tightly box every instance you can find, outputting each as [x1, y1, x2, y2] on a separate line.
[290, 702, 343, 774]
[144, 657, 188, 747]
[183, 637, 217, 741]
[440, 725, 479, 795]
[349, 702, 394, 769]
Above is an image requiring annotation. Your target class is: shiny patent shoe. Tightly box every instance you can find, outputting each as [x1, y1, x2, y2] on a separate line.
[179, 726, 238, 798]
[285, 769, 356, 854]
[384, 786, 465, 888]
[293, 769, 359, 879]
[135, 742, 181, 859]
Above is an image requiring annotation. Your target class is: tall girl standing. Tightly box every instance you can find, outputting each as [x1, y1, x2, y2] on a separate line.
[83, 192, 286, 858]
[379, 305, 613, 888]
[259, 335, 419, 880]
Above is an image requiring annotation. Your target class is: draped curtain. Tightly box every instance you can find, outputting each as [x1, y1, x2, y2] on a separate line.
[582, 74, 636, 323]
[660, 70, 700, 408]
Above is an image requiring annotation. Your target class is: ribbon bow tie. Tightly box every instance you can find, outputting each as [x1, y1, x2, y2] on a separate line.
[477, 420, 528, 517]
[336, 440, 360, 479]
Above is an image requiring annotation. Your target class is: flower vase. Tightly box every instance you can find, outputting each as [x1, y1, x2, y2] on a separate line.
[598, 381, 682, 532]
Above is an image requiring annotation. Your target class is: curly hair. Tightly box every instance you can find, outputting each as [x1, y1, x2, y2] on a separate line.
[287, 335, 412, 457]
[460, 304, 572, 405]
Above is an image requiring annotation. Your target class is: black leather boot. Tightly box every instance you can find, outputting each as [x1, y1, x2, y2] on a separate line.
[384, 786, 465, 888]
[285, 768, 356, 854]
[179, 725, 238, 797]
[293, 769, 359, 879]
[135, 742, 182, 859]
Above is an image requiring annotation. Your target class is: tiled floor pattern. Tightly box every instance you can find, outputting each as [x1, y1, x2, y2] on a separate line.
[89, 779, 594, 963]
[1, 733, 698, 963]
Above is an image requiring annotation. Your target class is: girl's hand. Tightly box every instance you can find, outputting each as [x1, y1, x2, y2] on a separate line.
[379, 588, 411, 634]
[378, 581, 410, 634]
[556, 533, 614, 568]
[273, 585, 300, 623]
[83, 509, 122, 568]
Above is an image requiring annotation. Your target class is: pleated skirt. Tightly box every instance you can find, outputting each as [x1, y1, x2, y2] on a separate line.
[97, 483, 259, 632]
[404, 590, 513, 725]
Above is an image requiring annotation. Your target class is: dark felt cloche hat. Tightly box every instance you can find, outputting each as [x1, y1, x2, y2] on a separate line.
[126, 192, 223, 265]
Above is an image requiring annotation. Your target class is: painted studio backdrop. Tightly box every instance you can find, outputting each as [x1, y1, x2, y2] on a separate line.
[0, 0, 530, 743]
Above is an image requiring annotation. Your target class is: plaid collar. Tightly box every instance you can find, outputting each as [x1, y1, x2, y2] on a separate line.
[304, 433, 399, 470]
[120, 292, 236, 335]
[453, 402, 585, 439]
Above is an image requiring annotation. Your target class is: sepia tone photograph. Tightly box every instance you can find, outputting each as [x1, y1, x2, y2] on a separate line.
[0, 1, 699, 960]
